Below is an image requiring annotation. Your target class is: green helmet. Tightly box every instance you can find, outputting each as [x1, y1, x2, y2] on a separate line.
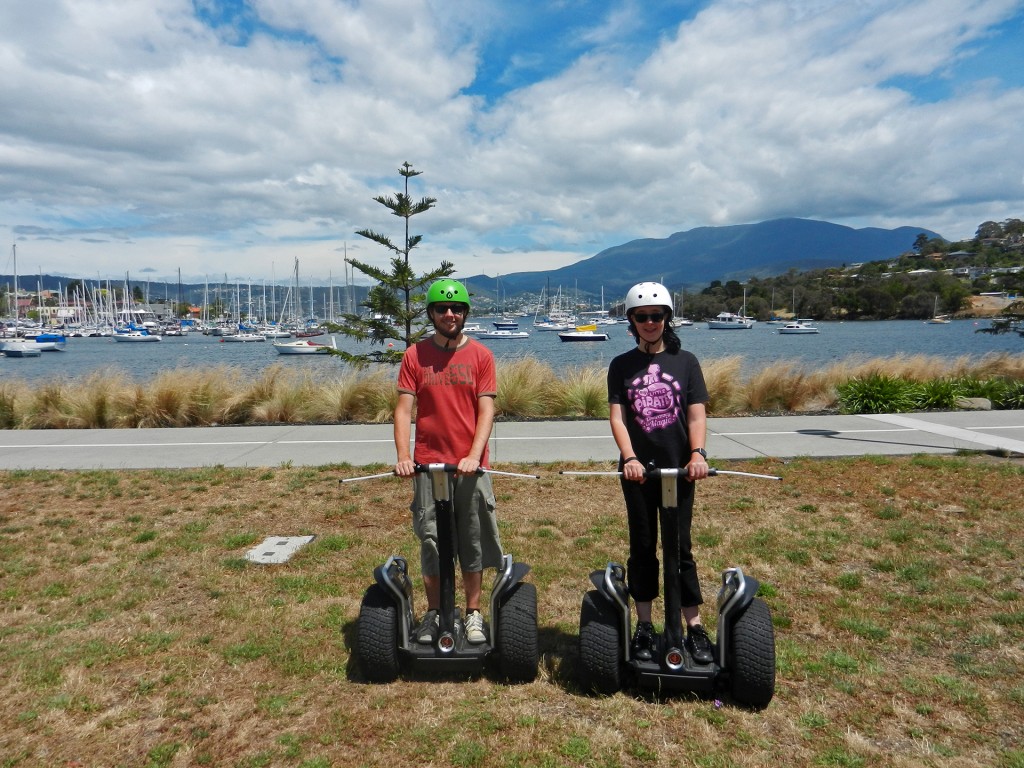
[426, 279, 470, 310]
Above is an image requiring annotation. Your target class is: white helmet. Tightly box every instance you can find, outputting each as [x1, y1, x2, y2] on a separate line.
[624, 282, 673, 314]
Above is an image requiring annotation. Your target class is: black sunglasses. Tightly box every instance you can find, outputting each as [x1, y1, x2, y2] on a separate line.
[433, 303, 468, 315]
[633, 312, 666, 323]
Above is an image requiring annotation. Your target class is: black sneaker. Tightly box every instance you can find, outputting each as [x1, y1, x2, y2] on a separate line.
[631, 621, 656, 662]
[415, 609, 439, 644]
[686, 624, 714, 664]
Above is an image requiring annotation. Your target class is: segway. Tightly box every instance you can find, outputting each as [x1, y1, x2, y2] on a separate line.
[565, 465, 780, 708]
[346, 463, 540, 683]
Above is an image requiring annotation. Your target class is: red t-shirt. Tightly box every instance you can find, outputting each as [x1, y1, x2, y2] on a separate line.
[397, 337, 497, 465]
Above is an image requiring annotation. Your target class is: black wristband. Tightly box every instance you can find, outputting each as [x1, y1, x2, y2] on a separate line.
[624, 457, 641, 465]
[691, 448, 707, 459]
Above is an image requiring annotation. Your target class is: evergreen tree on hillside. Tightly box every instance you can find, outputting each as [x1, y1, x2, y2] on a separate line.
[325, 162, 454, 365]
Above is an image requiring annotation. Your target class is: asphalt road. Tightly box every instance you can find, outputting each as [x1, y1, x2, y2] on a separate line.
[0, 411, 1022, 470]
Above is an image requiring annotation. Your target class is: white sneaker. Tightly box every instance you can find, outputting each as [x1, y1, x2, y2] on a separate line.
[465, 610, 487, 644]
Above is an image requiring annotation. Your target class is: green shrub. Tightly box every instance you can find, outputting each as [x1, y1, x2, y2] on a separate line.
[837, 374, 919, 414]
[955, 376, 1010, 402]
[994, 379, 1024, 410]
[912, 377, 965, 411]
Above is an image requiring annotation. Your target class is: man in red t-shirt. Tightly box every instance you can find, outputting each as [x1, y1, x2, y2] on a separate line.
[394, 279, 501, 645]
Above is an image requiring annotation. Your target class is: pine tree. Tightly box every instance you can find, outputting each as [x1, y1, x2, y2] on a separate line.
[326, 162, 454, 364]
[976, 300, 1024, 338]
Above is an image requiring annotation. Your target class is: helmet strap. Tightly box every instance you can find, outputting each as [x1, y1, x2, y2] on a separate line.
[640, 336, 665, 354]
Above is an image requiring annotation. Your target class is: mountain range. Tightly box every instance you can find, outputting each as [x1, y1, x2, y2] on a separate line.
[466, 218, 943, 298]
[3, 218, 944, 305]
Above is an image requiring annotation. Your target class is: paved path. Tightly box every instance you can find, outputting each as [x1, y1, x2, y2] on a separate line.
[0, 411, 1021, 470]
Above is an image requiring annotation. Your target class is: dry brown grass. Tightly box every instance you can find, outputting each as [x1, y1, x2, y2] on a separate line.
[496, 357, 554, 418]
[2, 455, 1021, 767]
[1, 352, 1023, 428]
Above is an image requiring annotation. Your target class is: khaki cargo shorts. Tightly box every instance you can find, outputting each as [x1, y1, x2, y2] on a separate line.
[411, 472, 502, 576]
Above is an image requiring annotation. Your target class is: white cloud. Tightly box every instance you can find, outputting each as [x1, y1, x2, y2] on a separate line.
[0, 0, 1021, 288]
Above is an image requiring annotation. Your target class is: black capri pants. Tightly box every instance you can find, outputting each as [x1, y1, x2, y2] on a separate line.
[620, 474, 704, 608]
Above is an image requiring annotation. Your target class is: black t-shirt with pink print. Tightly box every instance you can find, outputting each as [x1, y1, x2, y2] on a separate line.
[607, 348, 710, 469]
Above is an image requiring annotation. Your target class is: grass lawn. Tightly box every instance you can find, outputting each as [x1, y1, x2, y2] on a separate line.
[1, 455, 1022, 767]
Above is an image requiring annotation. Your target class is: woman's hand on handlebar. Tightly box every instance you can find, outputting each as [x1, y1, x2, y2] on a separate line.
[686, 455, 710, 481]
[622, 458, 646, 483]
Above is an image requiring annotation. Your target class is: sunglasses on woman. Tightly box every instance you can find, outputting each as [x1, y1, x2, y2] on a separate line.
[633, 312, 665, 323]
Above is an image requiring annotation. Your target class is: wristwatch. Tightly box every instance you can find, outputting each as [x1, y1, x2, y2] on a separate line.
[691, 448, 707, 460]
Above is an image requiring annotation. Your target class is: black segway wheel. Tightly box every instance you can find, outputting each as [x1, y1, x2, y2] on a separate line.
[496, 582, 539, 683]
[578, 590, 622, 695]
[728, 597, 775, 707]
[356, 584, 401, 683]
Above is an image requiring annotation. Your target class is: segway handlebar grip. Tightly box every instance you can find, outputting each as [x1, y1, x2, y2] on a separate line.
[413, 463, 484, 475]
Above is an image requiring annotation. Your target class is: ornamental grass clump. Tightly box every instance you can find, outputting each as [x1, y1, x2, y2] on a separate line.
[250, 377, 319, 424]
[700, 356, 743, 416]
[0, 381, 23, 429]
[496, 357, 553, 419]
[219, 365, 290, 424]
[742, 362, 826, 413]
[17, 371, 125, 429]
[549, 365, 608, 418]
[307, 367, 393, 423]
[22, 380, 76, 428]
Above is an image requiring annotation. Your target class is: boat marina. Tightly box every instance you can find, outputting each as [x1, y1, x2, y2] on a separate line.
[2, 315, 1020, 384]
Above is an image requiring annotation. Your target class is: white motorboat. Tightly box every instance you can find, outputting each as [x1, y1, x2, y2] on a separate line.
[557, 324, 609, 342]
[707, 286, 755, 329]
[220, 333, 266, 343]
[461, 323, 486, 334]
[2, 345, 42, 357]
[706, 312, 754, 330]
[477, 329, 530, 339]
[112, 330, 161, 342]
[273, 337, 337, 355]
[778, 321, 819, 334]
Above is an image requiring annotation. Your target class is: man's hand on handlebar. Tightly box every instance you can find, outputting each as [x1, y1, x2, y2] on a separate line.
[456, 457, 481, 476]
[394, 459, 417, 478]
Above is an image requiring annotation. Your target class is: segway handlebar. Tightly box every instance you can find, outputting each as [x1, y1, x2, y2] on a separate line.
[560, 467, 782, 481]
[341, 463, 540, 483]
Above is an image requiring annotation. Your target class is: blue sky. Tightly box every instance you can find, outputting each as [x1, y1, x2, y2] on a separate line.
[1, 0, 1022, 287]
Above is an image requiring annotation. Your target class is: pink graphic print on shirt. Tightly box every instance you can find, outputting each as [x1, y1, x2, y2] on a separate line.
[628, 363, 682, 433]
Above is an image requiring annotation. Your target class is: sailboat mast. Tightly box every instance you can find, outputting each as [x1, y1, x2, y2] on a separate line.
[11, 244, 17, 327]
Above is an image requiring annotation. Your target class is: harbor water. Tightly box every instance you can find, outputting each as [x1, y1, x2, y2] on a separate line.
[1, 318, 1021, 385]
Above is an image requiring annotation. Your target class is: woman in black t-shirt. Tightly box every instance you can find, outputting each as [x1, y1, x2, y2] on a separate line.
[607, 281, 714, 664]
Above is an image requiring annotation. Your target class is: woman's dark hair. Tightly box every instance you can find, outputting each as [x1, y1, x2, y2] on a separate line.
[626, 310, 681, 354]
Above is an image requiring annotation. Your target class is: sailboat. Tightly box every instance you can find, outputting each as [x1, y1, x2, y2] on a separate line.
[765, 288, 786, 324]
[926, 296, 951, 324]
[671, 287, 693, 327]
[2, 245, 66, 354]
